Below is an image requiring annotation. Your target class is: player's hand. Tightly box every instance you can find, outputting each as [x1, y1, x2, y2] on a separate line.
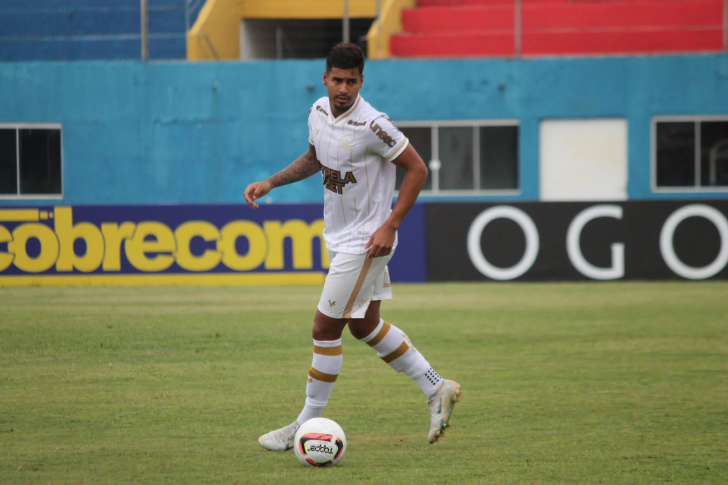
[243, 181, 273, 209]
[364, 224, 396, 258]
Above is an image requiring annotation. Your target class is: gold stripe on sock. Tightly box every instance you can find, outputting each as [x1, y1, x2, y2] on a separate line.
[313, 345, 343, 356]
[367, 321, 391, 347]
[343, 256, 374, 319]
[308, 367, 338, 383]
[381, 342, 409, 363]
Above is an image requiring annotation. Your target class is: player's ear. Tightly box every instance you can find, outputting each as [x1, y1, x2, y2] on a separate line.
[323, 70, 328, 85]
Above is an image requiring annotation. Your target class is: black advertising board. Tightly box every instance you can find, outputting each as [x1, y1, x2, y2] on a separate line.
[426, 201, 728, 281]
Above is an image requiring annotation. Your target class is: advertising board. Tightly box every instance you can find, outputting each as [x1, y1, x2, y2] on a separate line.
[0, 204, 426, 286]
[426, 202, 728, 281]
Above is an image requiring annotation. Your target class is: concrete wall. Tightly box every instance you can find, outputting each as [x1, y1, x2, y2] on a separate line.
[1, 53, 728, 207]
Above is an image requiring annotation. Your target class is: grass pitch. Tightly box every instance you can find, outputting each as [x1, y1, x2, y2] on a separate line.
[1, 282, 727, 484]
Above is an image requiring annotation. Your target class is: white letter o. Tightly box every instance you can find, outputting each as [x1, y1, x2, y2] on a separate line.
[660, 204, 728, 280]
[467, 206, 539, 281]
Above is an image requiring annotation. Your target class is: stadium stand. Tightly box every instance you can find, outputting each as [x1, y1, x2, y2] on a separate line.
[1, 0, 723, 61]
[391, 0, 725, 57]
[0, 0, 201, 61]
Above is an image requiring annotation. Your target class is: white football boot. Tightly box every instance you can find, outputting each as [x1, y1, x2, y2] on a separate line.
[427, 379, 463, 444]
[258, 421, 299, 451]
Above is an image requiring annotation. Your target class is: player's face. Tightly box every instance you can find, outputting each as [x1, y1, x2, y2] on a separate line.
[323, 67, 363, 118]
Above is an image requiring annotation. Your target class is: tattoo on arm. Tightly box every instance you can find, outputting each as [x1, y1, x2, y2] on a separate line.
[268, 150, 320, 188]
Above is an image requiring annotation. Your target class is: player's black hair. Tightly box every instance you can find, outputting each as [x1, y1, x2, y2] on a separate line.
[326, 43, 365, 75]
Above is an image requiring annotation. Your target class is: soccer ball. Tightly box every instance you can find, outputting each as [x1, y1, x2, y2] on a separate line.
[294, 417, 347, 467]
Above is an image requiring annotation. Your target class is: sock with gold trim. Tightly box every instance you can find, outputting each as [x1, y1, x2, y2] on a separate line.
[359, 319, 442, 398]
[296, 338, 342, 425]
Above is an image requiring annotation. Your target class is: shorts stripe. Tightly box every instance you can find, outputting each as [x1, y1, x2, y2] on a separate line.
[308, 367, 338, 383]
[342, 256, 374, 318]
[366, 321, 391, 347]
[313, 345, 343, 356]
[381, 342, 409, 363]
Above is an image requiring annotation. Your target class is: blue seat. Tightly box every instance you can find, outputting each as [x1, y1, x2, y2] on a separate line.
[0, 0, 191, 61]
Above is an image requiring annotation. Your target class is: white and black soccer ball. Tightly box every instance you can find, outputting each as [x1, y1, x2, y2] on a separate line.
[294, 417, 347, 467]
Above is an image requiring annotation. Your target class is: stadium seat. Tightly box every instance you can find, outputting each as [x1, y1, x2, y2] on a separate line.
[391, 0, 725, 58]
[0, 0, 192, 61]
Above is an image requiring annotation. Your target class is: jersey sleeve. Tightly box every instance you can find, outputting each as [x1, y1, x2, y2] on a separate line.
[307, 105, 315, 145]
[366, 114, 409, 161]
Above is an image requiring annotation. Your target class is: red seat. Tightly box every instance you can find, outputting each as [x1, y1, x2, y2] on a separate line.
[391, 0, 725, 58]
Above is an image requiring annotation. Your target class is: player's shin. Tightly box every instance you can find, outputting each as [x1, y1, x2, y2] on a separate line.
[296, 339, 343, 425]
[358, 319, 443, 398]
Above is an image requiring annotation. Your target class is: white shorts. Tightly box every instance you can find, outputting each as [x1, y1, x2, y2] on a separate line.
[317, 250, 394, 320]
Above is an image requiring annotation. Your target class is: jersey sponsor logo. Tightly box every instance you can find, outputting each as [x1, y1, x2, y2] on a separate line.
[369, 121, 396, 148]
[316, 105, 329, 116]
[320, 164, 357, 194]
[347, 120, 367, 127]
[385, 117, 402, 133]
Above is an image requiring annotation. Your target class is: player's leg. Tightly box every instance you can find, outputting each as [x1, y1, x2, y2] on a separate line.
[295, 310, 346, 426]
[349, 266, 462, 444]
[258, 251, 373, 451]
[351, 303, 447, 400]
[258, 311, 348, 451]
[349, 265, 441, 396]
[295, 252, 397, 425]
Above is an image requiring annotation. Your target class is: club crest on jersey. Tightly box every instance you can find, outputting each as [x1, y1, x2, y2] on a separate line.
[320, 164, 357, 194]
[338, 133, 355, 150]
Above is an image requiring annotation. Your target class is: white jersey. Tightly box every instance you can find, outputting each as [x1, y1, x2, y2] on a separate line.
[308, 95, 409, 254]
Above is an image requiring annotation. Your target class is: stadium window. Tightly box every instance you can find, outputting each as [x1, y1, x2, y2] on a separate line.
[395, 121, 519, 195]
[653, 117, 728, 191]
[0, 125, 62, 198]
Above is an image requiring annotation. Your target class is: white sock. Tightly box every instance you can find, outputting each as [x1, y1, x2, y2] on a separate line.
[296, 338, 342, 425]
[359, 319, 443, 398]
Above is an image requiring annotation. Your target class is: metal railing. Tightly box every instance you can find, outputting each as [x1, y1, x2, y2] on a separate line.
[140, 0, 149, 61]
[185, 0, 206, 32]
[514, 0, 522, 57]
[138, 0, 204, 61]
[724, 0, 728, 50]
[343, 0, 350, 43]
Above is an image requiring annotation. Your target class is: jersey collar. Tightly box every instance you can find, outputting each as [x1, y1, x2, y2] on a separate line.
[330, 95, 362, 124]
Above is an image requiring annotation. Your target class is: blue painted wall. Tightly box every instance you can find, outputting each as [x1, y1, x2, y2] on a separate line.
[1, 54, 728, 206]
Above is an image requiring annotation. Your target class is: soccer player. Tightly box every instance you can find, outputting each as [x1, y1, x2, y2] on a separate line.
[244, 43, 462, 450]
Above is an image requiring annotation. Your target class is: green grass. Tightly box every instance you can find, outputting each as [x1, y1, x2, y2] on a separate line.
[1, 282, 727, 484]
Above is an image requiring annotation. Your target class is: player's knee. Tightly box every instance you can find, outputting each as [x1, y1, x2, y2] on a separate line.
[348, 318, 376, 340]
[312, 313, 346, 340]
[312, 326, 337, 341]
[347, 321, 366, 340]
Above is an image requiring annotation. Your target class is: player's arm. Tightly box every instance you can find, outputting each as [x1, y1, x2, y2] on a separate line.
[365, 144, 428, 258]
[244, 144, 319, 209]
